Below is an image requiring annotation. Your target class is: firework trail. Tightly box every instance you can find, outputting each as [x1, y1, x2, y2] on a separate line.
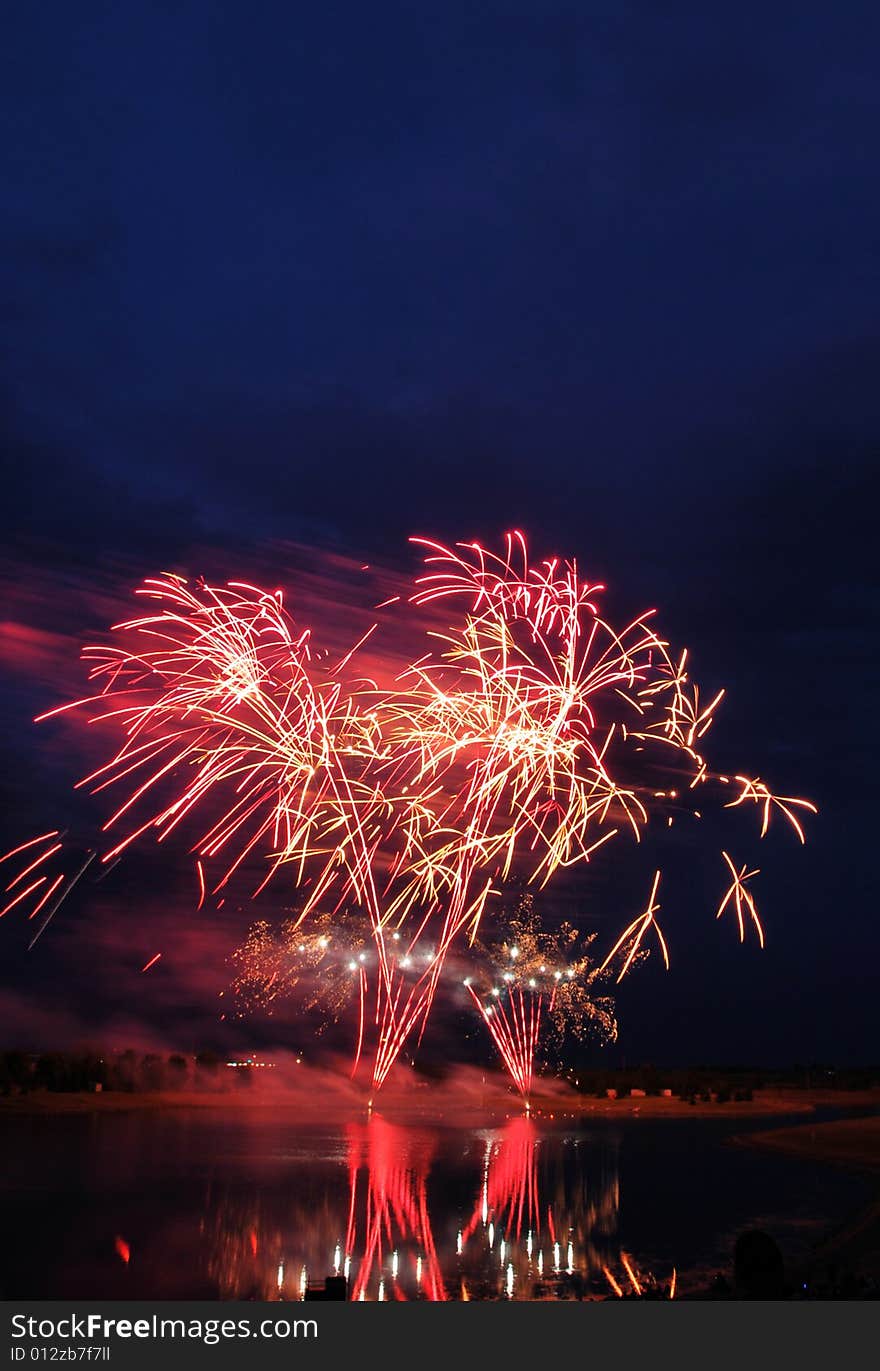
[0, 831, 68, 921]
[1, 533, 816, 1092]
[599, 870, 668, 985]
[460, 891, 619, 1099]
[716, 852, 763, 947]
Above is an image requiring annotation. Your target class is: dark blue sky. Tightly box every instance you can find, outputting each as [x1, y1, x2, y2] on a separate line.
[1, 3, 878, 1065]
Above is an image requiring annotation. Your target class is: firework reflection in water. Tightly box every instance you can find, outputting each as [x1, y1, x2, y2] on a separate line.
[203, 1116, 671, 1301]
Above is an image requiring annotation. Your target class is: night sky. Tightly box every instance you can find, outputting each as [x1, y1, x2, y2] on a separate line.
[1, 4, 877, 1067]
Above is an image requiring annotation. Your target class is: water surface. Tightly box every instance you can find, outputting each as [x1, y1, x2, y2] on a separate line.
[0, 1108, 869, 1299]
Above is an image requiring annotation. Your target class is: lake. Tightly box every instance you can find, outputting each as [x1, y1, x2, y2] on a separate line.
[0, 1107, 870, 1299]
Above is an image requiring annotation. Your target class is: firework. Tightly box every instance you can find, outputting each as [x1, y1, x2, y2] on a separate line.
[359, 536, 814, 1082]
[1, 533, 817, 1092]
[461, 891, 619, 1098]
[716, 853, 763, 947]
[229, 911, 375, 1075]
[598, 870, 668, 984]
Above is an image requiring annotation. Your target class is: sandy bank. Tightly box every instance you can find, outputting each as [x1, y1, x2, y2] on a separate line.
[742, 1114, 880, 1172]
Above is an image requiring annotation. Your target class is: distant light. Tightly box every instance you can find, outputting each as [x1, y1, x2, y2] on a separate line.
[348, 961, 357, 971]
[510, 946, 519, 959]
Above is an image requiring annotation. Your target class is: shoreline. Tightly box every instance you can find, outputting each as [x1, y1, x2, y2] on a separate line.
[738, 1114, 880, 1286]
[738, 1114, 880, 1173]
[2, 1084, 877, 1123]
